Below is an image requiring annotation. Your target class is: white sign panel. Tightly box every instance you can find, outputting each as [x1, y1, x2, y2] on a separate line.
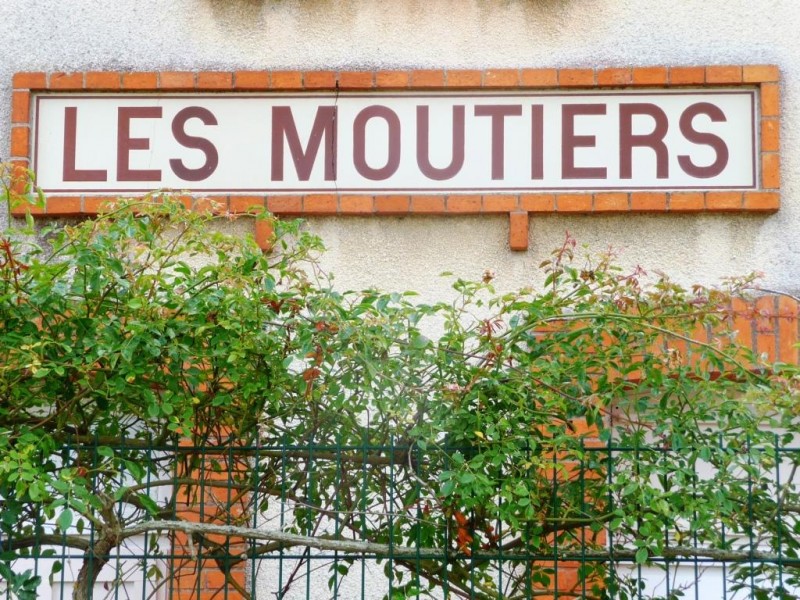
[32, 91, 757, 194]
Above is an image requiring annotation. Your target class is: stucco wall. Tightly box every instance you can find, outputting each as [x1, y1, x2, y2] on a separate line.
[1, 0, 796, 293]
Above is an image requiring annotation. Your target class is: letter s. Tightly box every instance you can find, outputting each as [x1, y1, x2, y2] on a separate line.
[170, 107, 219, 182]
[678, 102, 729, 179]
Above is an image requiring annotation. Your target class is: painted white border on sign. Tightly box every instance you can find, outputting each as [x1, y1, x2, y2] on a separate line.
[33, 90, 757, 194]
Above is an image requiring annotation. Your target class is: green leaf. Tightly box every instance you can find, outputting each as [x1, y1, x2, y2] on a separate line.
[136, 493, 160, 515]
[96, 446, 114, 459]
[123, 460, 145, 481]
[409, 334, 430, 349]
[56, 509, 73, 532]
[440, 481, 455, 497]
[459, 472, 475, 484]
[49, 560, 63, 583]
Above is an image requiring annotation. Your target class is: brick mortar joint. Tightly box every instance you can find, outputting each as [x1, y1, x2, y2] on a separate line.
[36, 193, 780, 215]
[11, 65, 780, 91]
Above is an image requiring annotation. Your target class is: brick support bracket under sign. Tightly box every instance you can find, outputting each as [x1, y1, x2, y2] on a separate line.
[9, 65, 781, 251]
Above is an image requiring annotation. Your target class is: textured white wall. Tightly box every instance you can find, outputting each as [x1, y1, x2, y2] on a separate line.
[1, 0, 796, 294]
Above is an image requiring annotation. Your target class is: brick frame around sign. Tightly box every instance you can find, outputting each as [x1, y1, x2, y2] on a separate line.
[9, 66, 781, 250]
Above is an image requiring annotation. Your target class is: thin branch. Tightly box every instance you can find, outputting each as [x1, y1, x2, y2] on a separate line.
[1, 534, 90, 551]
[593, 545, 800, 566]
[123, 520, 444, 558]
[120, 520, 800, 568]
[37, 435, 409, 465]
[745, 287, 800, 304]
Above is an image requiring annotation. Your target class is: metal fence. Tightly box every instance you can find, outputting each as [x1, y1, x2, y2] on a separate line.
[2, 437, 799, 600]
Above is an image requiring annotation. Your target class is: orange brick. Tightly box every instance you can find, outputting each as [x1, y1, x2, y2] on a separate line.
[669, 66, 705, 85]
[706, 191, 743, 211]
[49, 72, 83, 89]
[195, 591, 243, 600]
[46, 197, 82, 215]
[744, 191, 779, 212]
[632, 67, 668, 85]
[669, 192, 705, 211]
[198, 72, 233, 89]
[556, 194, 592, 212]
[483, 69, 519, 87]
[204, 569, 232, 588]
[594, 192, 629, 212]
[337, 71, 374, 89]
[84, 196, 118, 214]
[13, 72, 46, 89]
[761, 83, 780, 117]
[762, 153, 780, 188]
[10, 199, 44, 217]
[777, 296, 799, 364]
[234, 71, 269, 90]
[761, 118, 779, 152]
[743, 65, 779, 83]
[8, 160, 30, 196]
[160, 71, 195, 90]
[254, 219, 274, 251]
[122, 72, 158, 89]
[569, 417, 599, 437]
[194, 197, 227, 214]
[375, 195, 410, 213]
[731, 297, 754, 352]
[270, 71, 303, 89]
[508, 211, 529, 251]
[411, 70, 445, 88]
[10, 127, 29, 158]
[446, 70, 482, 88]
[340, 195, 374, 213]
[376, 70, 409, 88]
[6, 162, 32, 202]
[11, 91, 30, 124]
[267, 196, 302, 214]
[303, 194, 337, 213]
[85, 71, 121, 90]
[550, 563, 580, 590]
[558, 69, 594, 87]
[410, 195, 445, 213]
[631, 192, 667, 211]
[521, 68, 558, 88]
[173, 195, 194, 210]
[447, 195, 482, 213]
[303, 71, 336, 89]
[755, 296, 777, 361]
[691, 319, 711, 345]
[230, 196, 265, 213]
[706, 65, 742, 84]
[483, 194, 518, 212]
[520, 194, 554, 212]
[597, 68, 632, 86]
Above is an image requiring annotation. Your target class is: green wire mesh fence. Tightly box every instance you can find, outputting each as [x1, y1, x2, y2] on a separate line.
[2, 436, 799, 600]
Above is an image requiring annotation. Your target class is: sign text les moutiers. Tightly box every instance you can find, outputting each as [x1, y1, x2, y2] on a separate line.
[33, 90, 757, 194]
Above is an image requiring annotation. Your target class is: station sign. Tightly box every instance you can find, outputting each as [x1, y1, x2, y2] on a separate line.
[32, 90, 757, 194]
